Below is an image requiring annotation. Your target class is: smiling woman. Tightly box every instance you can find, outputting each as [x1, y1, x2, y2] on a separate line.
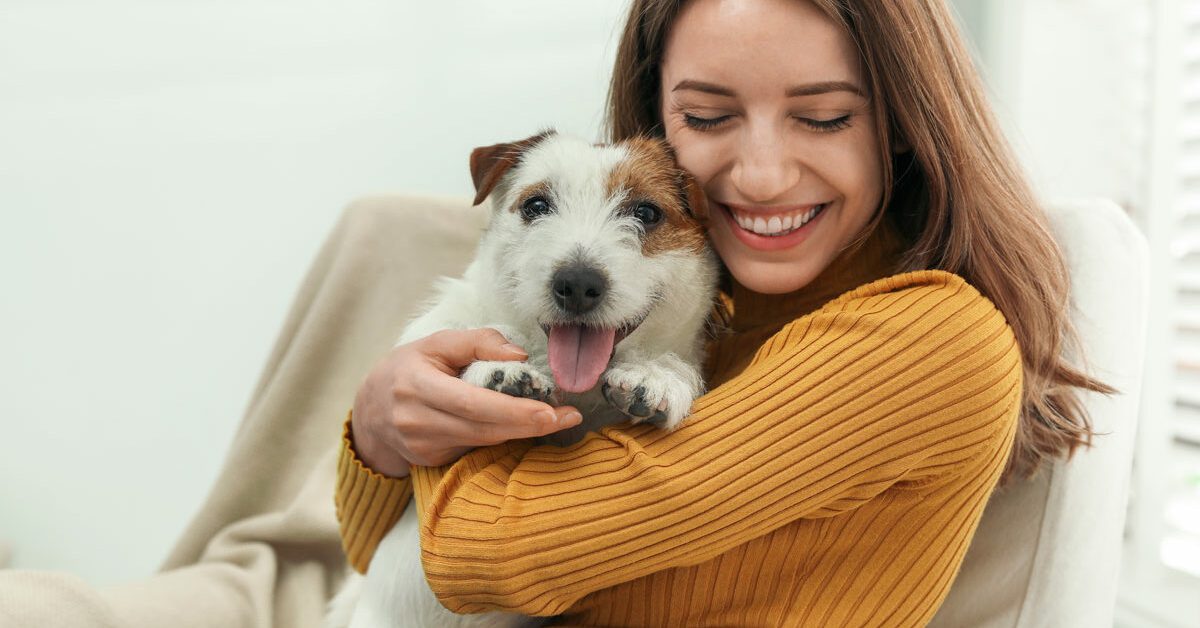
[334, 0, 1116, 627]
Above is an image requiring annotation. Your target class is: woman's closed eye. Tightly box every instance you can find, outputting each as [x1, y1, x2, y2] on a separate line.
[681, 113, 852, 133]
[800, 114, 852, 132]
[682, 113, 733, 131]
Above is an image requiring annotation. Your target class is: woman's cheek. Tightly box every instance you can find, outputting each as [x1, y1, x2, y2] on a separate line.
[821, 138, 883, 206]
[671, 134, 721, 189]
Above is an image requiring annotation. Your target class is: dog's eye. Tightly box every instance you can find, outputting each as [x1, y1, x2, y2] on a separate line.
[633, 203, 663, 227]
[520, 196, 553, 221]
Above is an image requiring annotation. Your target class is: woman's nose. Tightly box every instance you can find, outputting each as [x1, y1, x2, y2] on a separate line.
[730, 134, 802, 204]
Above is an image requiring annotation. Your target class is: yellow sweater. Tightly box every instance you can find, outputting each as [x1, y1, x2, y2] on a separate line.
[334, 223, 1022, 627]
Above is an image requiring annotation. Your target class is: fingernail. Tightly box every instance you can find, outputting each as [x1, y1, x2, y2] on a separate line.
[502, 343, 528, 357]
[563, 411, 582, 425]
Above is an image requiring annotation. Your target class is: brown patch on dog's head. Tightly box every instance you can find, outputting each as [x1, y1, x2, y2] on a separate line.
[469, 129, 555, 206]
[606, 136, 709, 256]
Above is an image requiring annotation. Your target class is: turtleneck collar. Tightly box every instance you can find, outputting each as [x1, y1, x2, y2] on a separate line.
[726, 219, 907, 332]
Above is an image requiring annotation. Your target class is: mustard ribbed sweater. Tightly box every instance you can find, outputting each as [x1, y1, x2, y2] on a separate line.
[335, 224, 1022, 627]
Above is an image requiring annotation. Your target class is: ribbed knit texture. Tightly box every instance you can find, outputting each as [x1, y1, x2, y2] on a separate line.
[334, 223, 1023, 626]
[336, 414, 413, 574]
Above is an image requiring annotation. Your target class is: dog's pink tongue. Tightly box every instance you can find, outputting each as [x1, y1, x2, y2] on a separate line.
[548, 325, 617, 393]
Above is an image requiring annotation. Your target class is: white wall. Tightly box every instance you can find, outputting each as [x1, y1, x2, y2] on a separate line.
[959, 0, 1151, 209]
[0, 0, 629, 585]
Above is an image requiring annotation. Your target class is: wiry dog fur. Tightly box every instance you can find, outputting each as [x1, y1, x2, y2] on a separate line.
[325, 130, 719, 628]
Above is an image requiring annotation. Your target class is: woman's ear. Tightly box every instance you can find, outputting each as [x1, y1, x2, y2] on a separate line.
[469, 129, 556, 206]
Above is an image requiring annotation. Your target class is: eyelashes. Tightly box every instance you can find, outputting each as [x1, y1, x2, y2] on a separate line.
[800, 115, 852, 132]
[681, 113, 852, 133]
[681, 114, 731, 131]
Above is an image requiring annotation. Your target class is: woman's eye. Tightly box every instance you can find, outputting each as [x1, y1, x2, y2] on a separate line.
[798, 115, 852, 132]
[633, 203, 663, 226]
[683, 113, 731, 131]
[520, 196, 553, 221]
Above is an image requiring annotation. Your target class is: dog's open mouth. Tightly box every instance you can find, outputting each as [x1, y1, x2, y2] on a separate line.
[542, 319, 642, 393]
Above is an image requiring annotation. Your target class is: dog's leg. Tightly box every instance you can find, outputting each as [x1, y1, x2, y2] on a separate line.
[601, 352, 704, 430]
[460, 352, 556, 403]
[322, 569, 363, 628]
[457, 325, 557, 403]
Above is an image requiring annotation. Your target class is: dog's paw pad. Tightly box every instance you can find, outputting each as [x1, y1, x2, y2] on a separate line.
[463, 362, 554, 402]
[497, 371, 546, 400]
[602, 364, 700, 431]
[602, 382, 664, 423]
[644, 412, 672, 429]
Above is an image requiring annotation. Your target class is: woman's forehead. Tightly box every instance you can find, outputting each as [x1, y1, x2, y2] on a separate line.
[661, 0, 863, 93]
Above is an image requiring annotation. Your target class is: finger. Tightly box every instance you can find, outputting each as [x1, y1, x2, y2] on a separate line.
[435, 408, 582, 446]
[420, 328, 528, 370]
[418, 368, 561, 427]
[549, 406, 583, 423]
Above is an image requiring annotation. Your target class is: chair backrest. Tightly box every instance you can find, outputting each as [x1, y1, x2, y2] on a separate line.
[930, 199, 1150, 627]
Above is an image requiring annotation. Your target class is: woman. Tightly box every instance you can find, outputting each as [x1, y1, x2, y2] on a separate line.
[337, 0, 1112, 625]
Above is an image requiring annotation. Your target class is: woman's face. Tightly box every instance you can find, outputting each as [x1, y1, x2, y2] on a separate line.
[660, 0, 884, 294]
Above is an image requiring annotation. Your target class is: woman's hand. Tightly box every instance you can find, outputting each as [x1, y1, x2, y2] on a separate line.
[351, 328, 582, 478]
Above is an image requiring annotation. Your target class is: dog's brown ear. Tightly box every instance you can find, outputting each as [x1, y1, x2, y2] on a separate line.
[469, 130, 555, 206]
[680, 171, 709, 224]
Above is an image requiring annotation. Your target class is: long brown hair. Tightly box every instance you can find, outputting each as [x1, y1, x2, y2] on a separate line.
[605, 0, 1115, 484]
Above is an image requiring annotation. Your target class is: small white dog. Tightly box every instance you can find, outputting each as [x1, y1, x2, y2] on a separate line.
[325, 130, 719, 628]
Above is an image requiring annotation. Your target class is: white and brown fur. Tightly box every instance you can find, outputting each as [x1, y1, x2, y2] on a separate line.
[324, 130, 718, 628]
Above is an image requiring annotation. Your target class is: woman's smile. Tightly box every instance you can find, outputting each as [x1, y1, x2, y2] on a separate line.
[715, 200, 831, 252]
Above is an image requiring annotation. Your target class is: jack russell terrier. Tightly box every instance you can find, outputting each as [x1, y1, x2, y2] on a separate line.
[326, 130, 720, 628]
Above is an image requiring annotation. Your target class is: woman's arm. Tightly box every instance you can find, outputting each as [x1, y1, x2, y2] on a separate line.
[334, 328, 582, 573]
[412, 270, 1024, 615]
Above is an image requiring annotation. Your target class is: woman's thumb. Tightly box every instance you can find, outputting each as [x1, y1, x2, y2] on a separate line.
[474, 327, 529, 361]
[423, 327, 528, 367]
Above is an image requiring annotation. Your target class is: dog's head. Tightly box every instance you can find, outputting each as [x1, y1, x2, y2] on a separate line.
[469, 130, 713, 393]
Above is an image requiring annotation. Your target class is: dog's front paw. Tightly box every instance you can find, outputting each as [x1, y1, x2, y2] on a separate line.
[461, 361, 556, 403]
[601, 363, 698, 430]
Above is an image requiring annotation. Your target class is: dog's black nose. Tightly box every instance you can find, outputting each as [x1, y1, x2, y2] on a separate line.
[551, 265, 608, 314]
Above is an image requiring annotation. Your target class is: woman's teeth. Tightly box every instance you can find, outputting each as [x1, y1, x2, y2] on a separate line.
[733, 204, 826, 237]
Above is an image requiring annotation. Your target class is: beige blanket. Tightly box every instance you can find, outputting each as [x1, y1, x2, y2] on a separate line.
[0, 196, 487, 628]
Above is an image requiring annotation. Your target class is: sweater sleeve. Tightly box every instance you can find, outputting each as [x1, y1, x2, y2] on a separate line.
[412, 270, 1023, 615]
[334, 411, 414, 574]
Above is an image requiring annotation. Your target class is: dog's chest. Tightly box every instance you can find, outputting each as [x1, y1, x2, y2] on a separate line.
[534, 388, 626, 448]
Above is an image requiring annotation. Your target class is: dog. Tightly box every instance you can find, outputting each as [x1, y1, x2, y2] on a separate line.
[324, 130, 719, 628]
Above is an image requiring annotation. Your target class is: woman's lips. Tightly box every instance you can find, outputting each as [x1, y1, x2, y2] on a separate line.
[717, 201, 829, 252]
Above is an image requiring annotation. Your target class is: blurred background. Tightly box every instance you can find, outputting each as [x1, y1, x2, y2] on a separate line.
[0, 0, 1197, 626]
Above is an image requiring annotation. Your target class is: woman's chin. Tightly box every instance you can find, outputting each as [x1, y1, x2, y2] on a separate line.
[724, 259, 821, 295]
[710, 229, 823, 295]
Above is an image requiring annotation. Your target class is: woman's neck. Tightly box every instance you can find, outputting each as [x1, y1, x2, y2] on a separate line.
[727, 219, 907, 331]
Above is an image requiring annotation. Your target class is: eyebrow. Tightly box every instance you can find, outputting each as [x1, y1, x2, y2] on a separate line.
[672, 79, 865, 98]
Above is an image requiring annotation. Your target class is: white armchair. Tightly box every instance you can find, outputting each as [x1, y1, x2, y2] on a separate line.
[930, 199, 1150, 627]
